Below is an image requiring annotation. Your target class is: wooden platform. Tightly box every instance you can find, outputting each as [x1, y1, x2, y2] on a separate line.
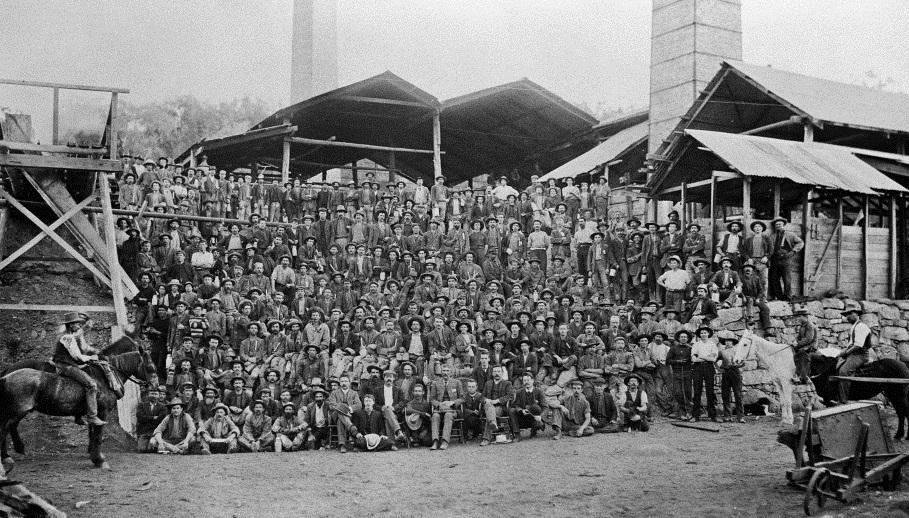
[829, 376, 909, 385]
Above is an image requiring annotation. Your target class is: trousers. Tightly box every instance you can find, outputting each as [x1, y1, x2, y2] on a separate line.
[691, 362, 717, 418]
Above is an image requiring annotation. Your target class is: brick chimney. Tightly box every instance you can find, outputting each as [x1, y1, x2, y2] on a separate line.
[648, 0, 742, 154]
[291, 0, 339, 103]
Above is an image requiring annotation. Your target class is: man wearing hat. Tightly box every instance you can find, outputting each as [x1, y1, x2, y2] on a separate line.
[837, 305, 873, 403]
[793, 306, 817, 384]
[685, 284, 718, 329]
[768, 217, 804, 301]
[641, 221, 663, 302]
[744, 220, 772, 297]
[52, 312, 107, 426]
[198, 403, 240, 454]
[150, 397, 196, 454]
[682, 222, 707, 275]
[716, 330, 745, 423]
[272, 402, 307, 452]
[740, 260, 772, 332]
[619, 373, 650, 431]
[667, 330, 694, 420]
[303, 385, 331, 450]
[136, 386, 167, 452]
[239, 399, 274, 452]
[716, 220, 745, 271]
[710, 256, 742, 307]
[690, 326, 719, 422]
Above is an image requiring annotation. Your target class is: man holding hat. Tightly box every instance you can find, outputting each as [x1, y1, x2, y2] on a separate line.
[352, 394, 398, 452]
[150, 397, 196, 454]
[768, 216, 804, 301]
[198, 403, 240, 454]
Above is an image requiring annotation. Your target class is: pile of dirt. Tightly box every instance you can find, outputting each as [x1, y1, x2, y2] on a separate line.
[0, 211, 133, 454]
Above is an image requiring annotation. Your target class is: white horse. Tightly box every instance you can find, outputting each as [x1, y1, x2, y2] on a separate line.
[734, 330, 796, 426]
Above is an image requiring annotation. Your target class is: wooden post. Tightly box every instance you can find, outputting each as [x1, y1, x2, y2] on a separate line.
[680, 182, 687, 232]
[51, 87, 59, 145]
[189, 148, 197, 168]
[432, 109, 442, 179]
[890, 194, 898, 298]
[773, 183, 781, 218]
[803, 123, 814, 143]
[801, 188, 812, 296]
[281, 139, 291, 184]
[836, 196, 843, 289]
[351, 164, 358, 186]
[0, 207, 7, 261]
[710, 173, 717, 255]
[863, 195, 869, 299]
[99, 173, 127, 338]
[109, 92, 118, 159]
[742, 177, 752, 236]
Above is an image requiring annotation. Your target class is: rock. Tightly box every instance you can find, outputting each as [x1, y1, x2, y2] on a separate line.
[805, 300, 824, 317]
[875, 345, 898, 360]
[897, 301, 909, 311]
[716, 307, 742, 326]
[726, 320, 746, 331]
[767, 300, 792, 317]
[823, 309, 843, 320]
[770, 318, 785, 328]
[860, 313, 880, 328]
[832, 323, 852, 333]
[742, 386, 774, 407]
[897, 342, 909, 362]
[880, 305, 900, 320]
[860, 301, 882, 314]
[882, 326, 909, 341]
[821, 298, 845, 310]
[742, 368, 774, 386]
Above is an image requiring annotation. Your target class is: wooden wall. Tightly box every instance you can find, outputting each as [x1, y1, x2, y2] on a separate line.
[804, 217, 891, 299]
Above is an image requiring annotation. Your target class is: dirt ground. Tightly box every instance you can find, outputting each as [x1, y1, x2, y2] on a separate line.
[6, 414, 909, 518]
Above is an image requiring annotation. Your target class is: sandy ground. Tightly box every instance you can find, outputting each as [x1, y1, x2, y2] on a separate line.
[8, 414, 909, 518]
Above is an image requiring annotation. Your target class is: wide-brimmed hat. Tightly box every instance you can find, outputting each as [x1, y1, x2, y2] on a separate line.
[716, 330, 737, 344]
[696, 326, 715, 338]
[624, 373, 643, 385]
[675, 329, 693, 342]
[687, 222, 701, 231]
[750, 220, 767, 232]
[771, 216, 789, 226]
[842, 305, 862, 316]
[693, 257, 710, 267]
[59, 311, 88, 325]
[166, 397, 184, 408]
[405, 412, 424, 431]
[793, 306, 809, 316]
[726, 221, 743, 232]
[213, 402, 230, 414]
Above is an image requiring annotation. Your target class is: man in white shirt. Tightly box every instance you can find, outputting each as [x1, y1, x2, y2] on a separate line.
[837, 306, 873, 403]
[690, 327, 719, 422]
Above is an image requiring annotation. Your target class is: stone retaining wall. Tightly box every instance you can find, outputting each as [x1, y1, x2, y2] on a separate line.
[704, 297, 909, 413]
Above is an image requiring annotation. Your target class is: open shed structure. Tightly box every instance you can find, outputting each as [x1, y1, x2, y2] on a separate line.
[646, 61, 909, 299]
[178, 73, 597, 188]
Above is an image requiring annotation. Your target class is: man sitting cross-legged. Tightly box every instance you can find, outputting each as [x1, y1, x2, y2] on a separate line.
[272, 402, 307, 452]
[238, 399, 274, 452]
[480, 365, 515, 447]
[198, 403, 239, 454]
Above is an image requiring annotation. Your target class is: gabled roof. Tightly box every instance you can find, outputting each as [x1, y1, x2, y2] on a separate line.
[686, 130, 906, 194]
[540, 121, 648, 181]
[726, 61, 909, 135]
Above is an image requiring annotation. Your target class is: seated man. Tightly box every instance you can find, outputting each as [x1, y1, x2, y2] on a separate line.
[481, 365, 515, 447]
[508, 372, 546, 441]
[272, 402, 307, 452]
[404, 381, 433, 447]
[619, 373, 650, 432]
[136, 385, 167, 453]
[373, 370, 407, 442]
[837, 305, 873, 403]
[150, 397, 196, 454]
[303, 386, 331, 450]
[587, 378, 618, 431]
[461, 379, 486, 441]
[352, 394, 398, 452]
[223, 376, 251, 427]
[429, 363, 464, 450]
[328, 374, 363, 453]
[552, 379, 593, 439]
[198, 403, 239, 454]
[238, 400, 274, 452]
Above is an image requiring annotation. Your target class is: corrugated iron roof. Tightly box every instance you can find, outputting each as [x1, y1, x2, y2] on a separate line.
[687, 130, 907, 194]
[727, 61, 909, 135]
[540, 122, 648, 181]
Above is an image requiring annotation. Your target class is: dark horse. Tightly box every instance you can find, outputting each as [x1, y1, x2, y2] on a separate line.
[810, 355, 909, 440]
[0, 336, 157, 475]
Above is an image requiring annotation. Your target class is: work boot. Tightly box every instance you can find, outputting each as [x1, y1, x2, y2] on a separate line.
[430, 440, 439, 450]
[85, 415, 107, 426]
[439, 440, 448, 451]
[85, 392, 106, 425]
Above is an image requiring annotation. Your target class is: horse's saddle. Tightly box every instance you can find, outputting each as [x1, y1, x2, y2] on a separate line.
[47, 360, 124, 398]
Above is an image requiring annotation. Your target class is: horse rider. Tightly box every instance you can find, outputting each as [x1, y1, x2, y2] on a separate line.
[837, 305, 873, 403]
[52, 312, 107, 426]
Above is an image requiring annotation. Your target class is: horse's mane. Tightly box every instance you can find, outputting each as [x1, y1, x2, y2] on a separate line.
[101, 336, 139, 357]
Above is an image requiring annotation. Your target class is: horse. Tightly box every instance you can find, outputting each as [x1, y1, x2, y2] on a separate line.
[810, 354, 909, 440]
[733, 330, 797, 426]
[0, 336, 157, 476]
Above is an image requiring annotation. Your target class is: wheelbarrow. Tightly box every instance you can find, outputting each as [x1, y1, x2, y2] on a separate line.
[783, 402, 909, 515]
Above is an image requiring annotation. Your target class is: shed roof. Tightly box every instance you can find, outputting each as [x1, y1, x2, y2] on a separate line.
[726, 61, 909, 135]
[687, 130, 906, 194]
[540, 121, 648, 181]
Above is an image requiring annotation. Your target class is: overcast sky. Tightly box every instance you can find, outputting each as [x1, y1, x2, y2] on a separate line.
[2, 0, 908, 130]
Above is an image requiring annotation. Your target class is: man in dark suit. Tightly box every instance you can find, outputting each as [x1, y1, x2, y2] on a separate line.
[481, 365, 515, 446]
[461, 379, 486, 441]
[303, 386, 331, 450]
[768, 217, 804, 301]
[351, 394, 397, 452]
[372, 370, 407, 441]
[508, 372, 548, 440]
[136, 385, 168, 452]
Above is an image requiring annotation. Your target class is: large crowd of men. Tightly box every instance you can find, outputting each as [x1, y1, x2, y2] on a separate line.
[117, 155, 815, 454]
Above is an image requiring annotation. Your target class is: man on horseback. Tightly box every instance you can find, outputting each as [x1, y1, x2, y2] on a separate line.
[837, 305, 873, 403]
[52, 312, 106, 426]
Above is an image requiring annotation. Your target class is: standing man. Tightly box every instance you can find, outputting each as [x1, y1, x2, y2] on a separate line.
[768, 217, 804, 301]
[690, 326, 719, 422]
[744, 221, 772, 298]
[431, 176, 449, 220]
[641, 222, 663, 302]
[573, 217, 595, 277]
[793, 306, 817, 384]
[716, 221, 745, 271]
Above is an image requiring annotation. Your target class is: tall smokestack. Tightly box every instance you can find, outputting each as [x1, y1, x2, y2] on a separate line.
[291, 0, 339, 103]
[648, 0, 742, 154]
